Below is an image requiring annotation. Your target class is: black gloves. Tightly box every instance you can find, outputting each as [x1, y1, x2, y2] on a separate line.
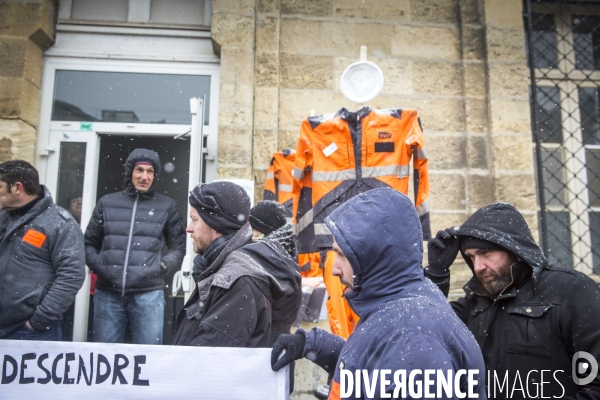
[427, 227, 460, 275]
[271, 333, 305, 371]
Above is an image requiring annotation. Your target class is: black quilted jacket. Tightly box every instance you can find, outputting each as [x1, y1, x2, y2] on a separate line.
[84, 149, 186, 295]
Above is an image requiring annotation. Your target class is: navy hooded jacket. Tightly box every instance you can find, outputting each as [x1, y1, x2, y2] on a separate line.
[301, 188, 486, 399]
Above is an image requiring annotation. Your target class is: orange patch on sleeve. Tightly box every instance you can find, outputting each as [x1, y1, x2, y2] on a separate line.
[22, 229, 46, 248]
[328, 380, 341, 400]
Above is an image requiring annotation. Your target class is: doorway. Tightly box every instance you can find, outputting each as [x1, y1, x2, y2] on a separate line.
[59, 134, 193, 344]
[96, 134, 191, 344]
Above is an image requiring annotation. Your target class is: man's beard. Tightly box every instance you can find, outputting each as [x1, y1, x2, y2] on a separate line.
[476, 260, 513, 296]
[192, 238, 210, 254]
[339, 275, 354, 290]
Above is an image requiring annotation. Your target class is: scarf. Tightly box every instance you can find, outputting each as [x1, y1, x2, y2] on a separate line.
[191, 233, 236, 281]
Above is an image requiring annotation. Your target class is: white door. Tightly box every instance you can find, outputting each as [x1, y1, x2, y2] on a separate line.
[43, 98, 205, 341]
[44, 130, 100, 342]
[180, 98, 205, 303]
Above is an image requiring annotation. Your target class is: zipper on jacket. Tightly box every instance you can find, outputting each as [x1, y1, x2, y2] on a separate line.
[121, 193, 139, 296]
[348, 112, 363, 184]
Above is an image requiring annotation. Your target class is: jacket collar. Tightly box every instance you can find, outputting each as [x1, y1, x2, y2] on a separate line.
[9, 192, 43, 218]
[197, 222, 252, 281]
[463, 261, 533, 301]
[1, 186, 54, 241]
[337, 106, 372, 122]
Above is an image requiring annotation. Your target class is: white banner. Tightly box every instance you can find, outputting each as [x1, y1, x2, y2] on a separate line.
[0, 340, 288, 399]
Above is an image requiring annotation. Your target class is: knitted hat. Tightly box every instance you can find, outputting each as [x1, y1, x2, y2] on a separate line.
[67, 190, 82, 203]
[249, 200, 287, 235]
[460, 235, 505, 253]
[189, 181, 250, 235]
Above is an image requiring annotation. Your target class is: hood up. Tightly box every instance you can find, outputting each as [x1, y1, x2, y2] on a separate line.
[123, 148, 162, 196]
[458, 202, 548, 279]
[199, 222, 301, 303]
[236, 238, 301, 303]
[324, 187, 424, 317]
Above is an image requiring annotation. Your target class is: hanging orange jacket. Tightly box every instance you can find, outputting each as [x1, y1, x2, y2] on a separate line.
[297, 251, 321, 278]
[322, 250, 358, 339]
[292, 107, 430, 252]
[296, 170, 323, 277]
[263, 149, 296, 218]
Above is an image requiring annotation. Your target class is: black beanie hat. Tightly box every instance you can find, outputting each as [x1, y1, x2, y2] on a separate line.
[460, 235, 505, 253]
[249, 200, 287, 235]
[189, 181, 250, 235]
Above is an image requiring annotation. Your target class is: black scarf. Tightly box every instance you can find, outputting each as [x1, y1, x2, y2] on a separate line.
[192, 233, 236, 281]
[263, 223, 297, 262]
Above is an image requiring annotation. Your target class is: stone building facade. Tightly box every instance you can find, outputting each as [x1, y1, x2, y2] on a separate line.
[211, 0, 537, 241]
[3, 0, 597, 397]
[1, 0, 537, 238]
[0, 0, 56, 163]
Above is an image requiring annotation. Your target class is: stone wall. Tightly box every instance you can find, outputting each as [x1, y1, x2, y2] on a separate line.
[0, 0, 56, 163]
[212, 0, 536, 233]
[211, 0, 535, 396]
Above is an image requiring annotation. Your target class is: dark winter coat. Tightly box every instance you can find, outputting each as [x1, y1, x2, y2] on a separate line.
[427, 202, 600, 399]
[84, 149, 186, 295]
[259, 223, 303, 345]
[0, 186, 85, 337]
[303, 188, 486, 399]
[173, 223, 300, 347]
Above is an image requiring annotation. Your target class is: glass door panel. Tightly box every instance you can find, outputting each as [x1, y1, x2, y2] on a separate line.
[45, 130, 99, 342]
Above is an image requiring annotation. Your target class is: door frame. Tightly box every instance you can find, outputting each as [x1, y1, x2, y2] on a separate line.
[44, 130, 99, 342]
[36, 56, 218, 342]
[44, 116, 205, 342]
[36, 56, 220, 185]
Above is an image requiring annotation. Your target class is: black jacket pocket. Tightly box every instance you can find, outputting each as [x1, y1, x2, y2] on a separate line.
[507, 304, 553, 358]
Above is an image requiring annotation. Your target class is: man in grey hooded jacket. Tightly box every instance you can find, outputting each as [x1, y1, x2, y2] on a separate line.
[0, 160, 84, 341]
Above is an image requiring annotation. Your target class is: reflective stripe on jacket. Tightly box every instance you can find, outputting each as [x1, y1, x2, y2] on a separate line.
[292, 107, 431, 252]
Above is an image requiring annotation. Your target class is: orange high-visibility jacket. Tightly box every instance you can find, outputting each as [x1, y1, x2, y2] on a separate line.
[292, 107, 430, 251]
[322, 251, 358, 339]
[263, 150, 321, 276]
[297, 251, 321, 278]
[263, 149, 296, 218]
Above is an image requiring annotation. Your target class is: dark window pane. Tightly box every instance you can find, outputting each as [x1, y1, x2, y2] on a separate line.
[52, 71, 211, 125]
[586, 149, 600, 208]
[541, 146, 567, 207]
[71, 0, 128, 22]
[543, 211, 574, 269]
[533, 86, 563, 143]
[531, 13, 558, 69]
[573, 15, 600, 70]
[57, 142, 86, 224]
[579, 87, 600, 145]
[56, 141, 87, 342]
[151, 0, 206, 26]
[590, 212, 600, 274]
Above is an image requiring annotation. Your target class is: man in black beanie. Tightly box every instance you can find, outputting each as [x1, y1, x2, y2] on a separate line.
[249, 200, 296, 259]
[425, 202, 600, 399]
[173, 181, 301, 348]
